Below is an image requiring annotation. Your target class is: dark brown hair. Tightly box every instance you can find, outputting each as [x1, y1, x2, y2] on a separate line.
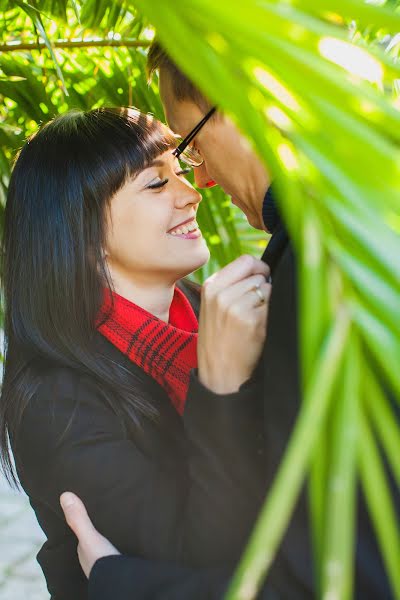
[147, 40, 212, 112]
[0, 107, 176, 484]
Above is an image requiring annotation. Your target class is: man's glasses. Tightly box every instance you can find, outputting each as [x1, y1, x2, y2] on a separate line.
[172, 106, 216, 168]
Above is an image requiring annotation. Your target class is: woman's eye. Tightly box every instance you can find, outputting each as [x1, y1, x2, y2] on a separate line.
[146, 178, 169, 190]
[146, 167, 191, 190]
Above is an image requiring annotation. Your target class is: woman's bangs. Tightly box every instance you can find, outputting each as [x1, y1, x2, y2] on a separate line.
[99, 107, 179, 181]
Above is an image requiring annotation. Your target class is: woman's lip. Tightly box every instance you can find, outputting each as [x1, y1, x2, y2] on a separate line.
[167, 217, 195, 233]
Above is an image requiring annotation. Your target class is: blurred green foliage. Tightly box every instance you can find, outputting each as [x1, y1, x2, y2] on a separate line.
[1, 2, 399, 599]
[0, 0, 267, 282]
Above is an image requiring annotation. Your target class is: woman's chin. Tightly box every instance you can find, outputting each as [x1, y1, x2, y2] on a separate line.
[174, 246, 210, 280]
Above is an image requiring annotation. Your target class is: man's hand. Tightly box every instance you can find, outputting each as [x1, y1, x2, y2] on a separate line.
[198, 254, 271, 394]
[60, 492, 120, 578]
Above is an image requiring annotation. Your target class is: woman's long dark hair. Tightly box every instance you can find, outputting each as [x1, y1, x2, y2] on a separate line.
[0, 107, 177, 484]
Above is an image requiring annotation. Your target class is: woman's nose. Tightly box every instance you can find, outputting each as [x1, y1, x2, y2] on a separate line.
[175, 185, 202, 209]
[194, 164, 215, 188]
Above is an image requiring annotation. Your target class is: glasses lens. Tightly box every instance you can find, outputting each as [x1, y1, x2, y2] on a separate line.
[174, 142, 203, 167]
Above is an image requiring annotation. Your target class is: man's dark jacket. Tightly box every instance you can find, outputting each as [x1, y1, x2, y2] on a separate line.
[87, 189, 399, 600]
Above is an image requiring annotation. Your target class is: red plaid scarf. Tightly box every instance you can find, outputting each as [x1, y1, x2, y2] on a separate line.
[96, 286, 198, 415]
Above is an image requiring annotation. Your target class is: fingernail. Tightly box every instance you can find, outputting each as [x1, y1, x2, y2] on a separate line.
[60, 492, 75, 509]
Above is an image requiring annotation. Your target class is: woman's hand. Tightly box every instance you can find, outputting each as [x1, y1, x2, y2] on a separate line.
[60, 492, 120, 578]
[198, 254, 271, 394]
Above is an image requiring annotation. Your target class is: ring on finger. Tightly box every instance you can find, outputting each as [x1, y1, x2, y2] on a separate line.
[252, 283, 266, 305]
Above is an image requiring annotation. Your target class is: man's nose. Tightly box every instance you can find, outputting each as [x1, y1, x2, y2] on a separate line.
[194, 164, 216, 189]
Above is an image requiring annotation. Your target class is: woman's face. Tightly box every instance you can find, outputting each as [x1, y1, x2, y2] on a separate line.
[104, 150, 210, 287]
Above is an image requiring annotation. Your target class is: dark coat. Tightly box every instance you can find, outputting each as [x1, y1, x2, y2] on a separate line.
[259, 223, 399, 600]
[88, 223, 399, 600]
[13, 279, 268, 600]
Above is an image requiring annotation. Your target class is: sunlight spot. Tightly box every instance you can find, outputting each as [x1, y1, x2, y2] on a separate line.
[107, 31, 122, 41]
[48, 21, 58, 36]
[208, 234, 221, 245]
[4, 97, 16, 109]
[207, 32, 228, 53]
[265, 106, 292, 130]
[322, 12, 345, 25]
[254, 67, 300, 112]
[318, 38, 383, 84]
[277, 143, 299, 172]
[357, 99, 378, 116]
[142, 28, 155, 41]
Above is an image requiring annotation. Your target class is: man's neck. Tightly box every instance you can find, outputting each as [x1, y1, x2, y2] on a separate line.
[262, 185, 280, 233]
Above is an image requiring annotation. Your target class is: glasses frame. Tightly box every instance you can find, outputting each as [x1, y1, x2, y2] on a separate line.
[172, 106, 216, 167]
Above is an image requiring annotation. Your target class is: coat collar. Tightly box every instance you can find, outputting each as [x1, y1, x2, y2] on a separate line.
[261, 185, 289, 277]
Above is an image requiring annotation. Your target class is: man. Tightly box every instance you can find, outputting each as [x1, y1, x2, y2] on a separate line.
[60, 41, 397, 600]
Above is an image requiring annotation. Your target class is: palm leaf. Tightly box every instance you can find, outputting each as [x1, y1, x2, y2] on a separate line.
[130, 1, 400, 597]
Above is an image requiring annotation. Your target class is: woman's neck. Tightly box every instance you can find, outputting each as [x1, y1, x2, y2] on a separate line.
[111, 276, 175, 323]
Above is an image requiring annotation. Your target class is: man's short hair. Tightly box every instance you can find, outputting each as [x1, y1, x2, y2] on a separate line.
[147, 40, 212, 112]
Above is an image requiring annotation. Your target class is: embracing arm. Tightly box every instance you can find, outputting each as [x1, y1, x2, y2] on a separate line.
[60, 491, 230, 600]
[90, 555, 229, 600]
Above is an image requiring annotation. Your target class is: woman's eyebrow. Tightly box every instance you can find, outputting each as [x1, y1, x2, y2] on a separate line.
[147, 159, 165, 168]
[132, 159, 166, 183]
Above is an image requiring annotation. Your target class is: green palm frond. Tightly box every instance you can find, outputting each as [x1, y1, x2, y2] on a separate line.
[131, 1, 400, 598]
[0, 2, 399, 599]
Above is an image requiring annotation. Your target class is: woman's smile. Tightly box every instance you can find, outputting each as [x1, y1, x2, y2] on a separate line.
[167, 217, 202, 239]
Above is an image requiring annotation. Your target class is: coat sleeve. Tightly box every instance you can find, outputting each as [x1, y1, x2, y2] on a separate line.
[88, 555, 230, 600]
[181, 371, 266, 563]
[15, 366, 266, 594]
[88, 555, 276, 600]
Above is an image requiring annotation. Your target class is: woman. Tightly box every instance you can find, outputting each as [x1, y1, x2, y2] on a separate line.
[0, 107, 271, 599]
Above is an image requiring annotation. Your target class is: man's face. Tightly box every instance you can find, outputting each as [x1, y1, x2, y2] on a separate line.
[159, 69, 271, 231]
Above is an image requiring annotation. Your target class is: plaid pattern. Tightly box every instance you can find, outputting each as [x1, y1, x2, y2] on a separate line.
[96, 286, 198, 415]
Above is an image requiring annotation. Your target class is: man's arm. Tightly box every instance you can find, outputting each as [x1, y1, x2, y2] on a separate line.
[89, 556, 229, 600]
[61, 492, 230, 600]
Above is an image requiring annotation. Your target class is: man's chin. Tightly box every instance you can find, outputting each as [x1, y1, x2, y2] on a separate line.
[229, 196, 265, 231]
[242, 206, 265, 231]
[247, 215, 266, 231]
